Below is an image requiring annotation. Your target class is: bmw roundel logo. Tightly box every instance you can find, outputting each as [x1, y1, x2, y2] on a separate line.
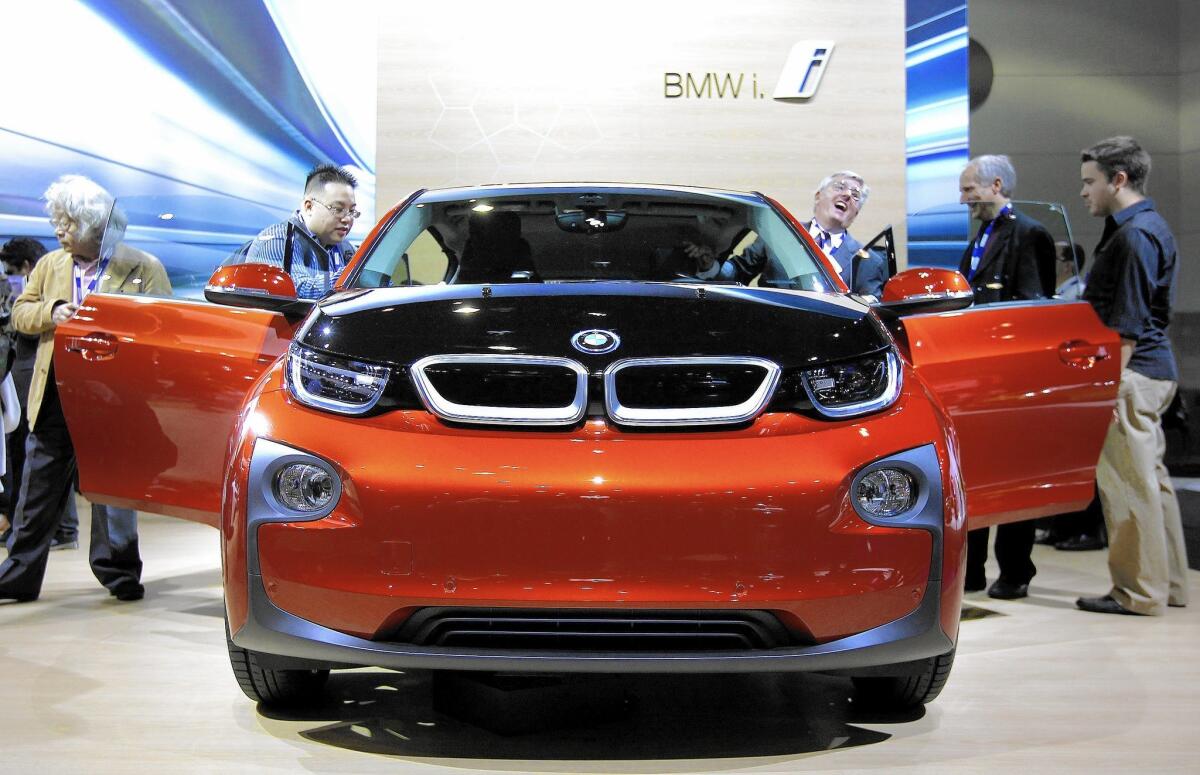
[571, 329, 620, 355]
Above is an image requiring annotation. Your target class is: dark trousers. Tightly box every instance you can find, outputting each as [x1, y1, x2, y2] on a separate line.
[2, 344, 78, 540]
[0, 380, 141, 599]
[1048, 488, 1105, 540]
[966, 521, 1036, 587]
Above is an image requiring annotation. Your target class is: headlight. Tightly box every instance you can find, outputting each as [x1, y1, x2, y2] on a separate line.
[801, 349, 901, 418]
[286, 342, 390, 415]
[274, 462, 335, 512]
[854, 467, 917, 518]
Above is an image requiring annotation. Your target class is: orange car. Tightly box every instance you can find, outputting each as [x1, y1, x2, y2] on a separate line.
[56, 184, 1118, 709]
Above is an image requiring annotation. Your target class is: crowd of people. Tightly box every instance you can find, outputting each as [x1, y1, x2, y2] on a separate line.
[0, 136, 1189, 617]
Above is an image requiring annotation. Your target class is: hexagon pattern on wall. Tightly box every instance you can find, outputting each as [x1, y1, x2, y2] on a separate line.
[425, 76, 603, 185]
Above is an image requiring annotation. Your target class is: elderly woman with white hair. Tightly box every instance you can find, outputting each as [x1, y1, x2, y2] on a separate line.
[0, 174, 170, 603]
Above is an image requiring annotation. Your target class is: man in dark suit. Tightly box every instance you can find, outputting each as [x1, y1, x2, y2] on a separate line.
[692, 171, 888, 298]
[957, 154, 1056, 601]
[957, 155, 1055, 303]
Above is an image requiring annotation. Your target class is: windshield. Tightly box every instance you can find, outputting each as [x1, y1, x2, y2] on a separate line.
[349, 188, 831, 291]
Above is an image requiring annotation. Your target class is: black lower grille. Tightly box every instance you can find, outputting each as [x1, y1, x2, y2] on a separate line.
[391, 608, 797, 651]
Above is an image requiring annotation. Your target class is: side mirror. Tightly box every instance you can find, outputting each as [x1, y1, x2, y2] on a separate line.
[875, 267, 974, 316]
[204, 263, 315, 316]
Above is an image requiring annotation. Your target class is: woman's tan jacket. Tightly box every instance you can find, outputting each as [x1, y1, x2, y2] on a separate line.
[12, 246, 171, 430]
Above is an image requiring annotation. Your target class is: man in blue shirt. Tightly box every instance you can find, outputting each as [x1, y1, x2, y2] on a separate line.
[1077, 136, 1189, 616]
[250, 164, 359, 299]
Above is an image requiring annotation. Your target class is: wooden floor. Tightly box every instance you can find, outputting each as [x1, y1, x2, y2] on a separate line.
[2, 503, 1198, 774]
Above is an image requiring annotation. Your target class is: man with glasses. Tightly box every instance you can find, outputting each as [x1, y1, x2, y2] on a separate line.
[0, 175, 170, 603]
[250, 163, 360, 299]
[690, 171, 887, 298]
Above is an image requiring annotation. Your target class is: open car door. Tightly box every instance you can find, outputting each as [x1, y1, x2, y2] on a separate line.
[893, 201, 1119, 529]
[52, 205, 322, 527]
[55, 297, 297, 527]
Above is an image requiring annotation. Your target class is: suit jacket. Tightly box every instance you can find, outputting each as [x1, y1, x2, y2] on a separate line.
[958, 209, 1054, 305]
[718, 232, 887, 296]
[831, 234, 888, 297]
[13, 246, 172, 429]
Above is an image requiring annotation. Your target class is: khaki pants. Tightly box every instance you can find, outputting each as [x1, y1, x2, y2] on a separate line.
[1095, 369, 1190, 615]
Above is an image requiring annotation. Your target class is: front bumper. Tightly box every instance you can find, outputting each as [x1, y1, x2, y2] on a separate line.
[232, 439, 953, 673]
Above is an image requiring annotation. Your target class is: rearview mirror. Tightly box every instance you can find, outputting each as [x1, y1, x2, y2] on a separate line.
[556, 208, 628, 235]
[204, 263, 315, 316]
[875, 268, 974, 316]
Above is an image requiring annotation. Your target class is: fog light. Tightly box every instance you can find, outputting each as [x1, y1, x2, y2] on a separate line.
[274, 463, 335, 512]
[855, 468, 916, 518]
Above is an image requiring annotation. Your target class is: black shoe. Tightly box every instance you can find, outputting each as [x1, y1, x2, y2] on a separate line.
[110, 583, 145, 602]
[0, 589, 37, 603]
[49, 535, 79, 551]
[987, 579, 1029, 600]
[1076, 594, 1138, 615]
[965, 577, 986, 593]
[1055, 533, 1106, 551]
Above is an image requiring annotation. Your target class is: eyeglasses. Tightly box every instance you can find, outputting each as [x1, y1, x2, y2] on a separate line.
[49, 216, 78, 232]
[310, 198, 361, 220]
[828, 180, 864, 202]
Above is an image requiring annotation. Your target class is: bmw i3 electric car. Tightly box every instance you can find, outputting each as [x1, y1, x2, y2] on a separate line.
[56, 184, 1119, 709]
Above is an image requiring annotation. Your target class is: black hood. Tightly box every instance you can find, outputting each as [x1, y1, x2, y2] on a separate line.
[302, 283, 888, 370]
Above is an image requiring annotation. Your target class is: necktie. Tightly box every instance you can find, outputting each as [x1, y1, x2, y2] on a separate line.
[814, 228, 831, 252]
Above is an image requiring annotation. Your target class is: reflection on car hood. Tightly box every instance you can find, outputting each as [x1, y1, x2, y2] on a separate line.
[302, 283, 886, 368]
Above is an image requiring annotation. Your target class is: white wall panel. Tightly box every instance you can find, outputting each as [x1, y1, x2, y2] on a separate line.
[971, 0, 1194, 311]
[377, 0, 907, 252]
[1182, 1, 1200, 74]
[971, 75, 1181, 154]
[972, 0, 1179, 76]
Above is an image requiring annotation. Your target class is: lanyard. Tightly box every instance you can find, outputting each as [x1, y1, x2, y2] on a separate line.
[74, 256, 111, 304]
[969, 204, 1011, 277]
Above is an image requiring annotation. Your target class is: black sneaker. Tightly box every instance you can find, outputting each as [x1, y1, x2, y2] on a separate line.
[110, 583, 145, 602]
[50, 535, 79, 551]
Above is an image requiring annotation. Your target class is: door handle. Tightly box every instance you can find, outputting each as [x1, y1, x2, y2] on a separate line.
[1058, 340, 1109, 369]
[65, 332, 119, 362]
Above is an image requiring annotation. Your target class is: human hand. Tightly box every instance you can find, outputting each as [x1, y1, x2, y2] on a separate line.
[51, 302, 79, 326]
[681, 241, 716, 270]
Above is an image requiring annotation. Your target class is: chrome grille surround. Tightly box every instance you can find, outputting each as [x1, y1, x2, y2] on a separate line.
[410, 354, 588, 426]
[603, 356, 782, 427]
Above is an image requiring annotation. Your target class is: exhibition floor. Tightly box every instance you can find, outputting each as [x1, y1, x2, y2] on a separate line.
[1, 502, 1197, 774]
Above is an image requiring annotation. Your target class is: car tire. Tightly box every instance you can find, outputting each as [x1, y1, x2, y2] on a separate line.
[226, 631, 329, 707]
[852, 648, 955, 709]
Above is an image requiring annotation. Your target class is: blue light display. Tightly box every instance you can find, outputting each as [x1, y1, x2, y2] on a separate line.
[0, 0, 376, 295]
[905, 1, 970, 267]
